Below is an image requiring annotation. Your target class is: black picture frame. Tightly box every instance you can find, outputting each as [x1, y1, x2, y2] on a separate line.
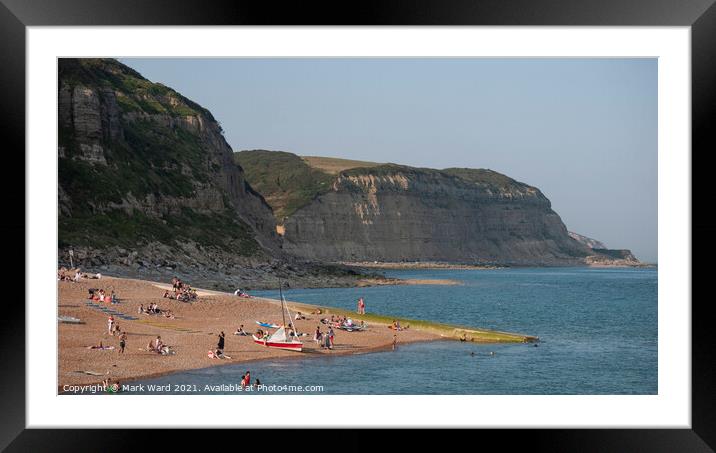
[2, 0, 712, 450]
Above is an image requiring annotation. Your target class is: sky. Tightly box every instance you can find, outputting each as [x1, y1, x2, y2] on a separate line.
[120, 58, 657, 263]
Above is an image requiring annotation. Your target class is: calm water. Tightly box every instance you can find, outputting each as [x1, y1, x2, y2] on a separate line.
[131, 267, 657, 394]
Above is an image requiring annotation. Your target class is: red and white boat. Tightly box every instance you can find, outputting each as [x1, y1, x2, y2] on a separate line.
[252, 280, 303, 352]
[252, 326, 303, 352]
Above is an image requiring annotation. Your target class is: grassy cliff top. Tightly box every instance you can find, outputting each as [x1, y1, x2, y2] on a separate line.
[235, 150, 538, 223]
[301, 156, 381, 174]
[58, 58, 215, 120]
[234, 150, 336, 223]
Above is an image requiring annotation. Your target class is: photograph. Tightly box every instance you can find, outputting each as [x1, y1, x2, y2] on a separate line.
[56, 57, 657, 397]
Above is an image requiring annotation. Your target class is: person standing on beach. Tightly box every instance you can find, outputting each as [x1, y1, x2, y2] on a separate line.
[392, 334, 398, 351]
[107, 316, 114, 335]
[359, 297, 366, 314]
[328, 327, 335, 349]
[217, 332, 225, 354]
[119, 332, 126, 354]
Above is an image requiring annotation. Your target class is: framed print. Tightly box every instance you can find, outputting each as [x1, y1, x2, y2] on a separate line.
[3, 0, 714, 450]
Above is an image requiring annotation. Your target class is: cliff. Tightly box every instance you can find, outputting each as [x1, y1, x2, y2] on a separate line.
[57, 59, 372, 289]
[236, 151, 599, 265]
[568, 231, 607, 249]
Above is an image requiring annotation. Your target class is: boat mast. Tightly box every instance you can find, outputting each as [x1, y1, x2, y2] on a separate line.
[279, 278, 286, 328]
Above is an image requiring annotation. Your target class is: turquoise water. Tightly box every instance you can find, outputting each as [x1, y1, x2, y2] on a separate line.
[131, 267, 657, 394]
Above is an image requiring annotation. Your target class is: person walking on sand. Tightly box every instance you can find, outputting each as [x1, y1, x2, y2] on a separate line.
[119, 332, 126, 354]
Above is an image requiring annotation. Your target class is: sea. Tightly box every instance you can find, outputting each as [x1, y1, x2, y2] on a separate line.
[129, 267, 657, 395]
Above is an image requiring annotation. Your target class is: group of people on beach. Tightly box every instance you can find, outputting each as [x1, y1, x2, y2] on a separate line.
[313, 325, 335, 349]
[320, 314, 364, 330]
[107, 315, 125, 338]
[389, 320, 409, 331]
[138, 303, 174, 318]
[146, 335, 171, 355]
[209, 331, 231, 359]
[89, 287, 117, 304]
[163, 277, 198, 302]
[58, 267, 101, 282]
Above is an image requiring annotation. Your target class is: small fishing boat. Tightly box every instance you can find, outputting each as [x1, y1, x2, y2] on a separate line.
[252, 280, 303, 352]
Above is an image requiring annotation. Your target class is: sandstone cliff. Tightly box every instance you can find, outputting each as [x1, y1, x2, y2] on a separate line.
[236, 151, 605, 265]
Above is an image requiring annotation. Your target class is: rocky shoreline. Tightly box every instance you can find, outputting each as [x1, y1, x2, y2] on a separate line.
[58, 243, 385, 292]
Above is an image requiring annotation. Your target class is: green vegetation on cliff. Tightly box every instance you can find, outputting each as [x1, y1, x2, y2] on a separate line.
[59, 59, 213, 120]
[235, 150, 541, 226]
[58, 58, 263, 256]
[234, 150, 335, 222]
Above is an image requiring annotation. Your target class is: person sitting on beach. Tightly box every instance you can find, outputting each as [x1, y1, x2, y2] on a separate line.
[138, 304, 145, 314]
[152, 336, 163, 353]
[234, 325, 248, 336]
[110, 290, 118, 304]
[312, 308, 322, 315]
[294, 312, 307, 320]
[164, 310, 175, 319]
[74, 269, 82, 282]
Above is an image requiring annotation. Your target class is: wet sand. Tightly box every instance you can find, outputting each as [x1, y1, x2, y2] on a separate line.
[58, 276, 439, 391]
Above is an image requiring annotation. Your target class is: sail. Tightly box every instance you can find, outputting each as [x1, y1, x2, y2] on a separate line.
[269, 326, 287, 342]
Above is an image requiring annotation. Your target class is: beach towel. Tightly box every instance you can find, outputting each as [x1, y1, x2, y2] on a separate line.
[86, 346, 115, 350]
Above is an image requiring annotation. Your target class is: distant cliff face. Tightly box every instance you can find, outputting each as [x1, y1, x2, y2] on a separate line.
[236, 152, 594, 265]
[58, 59, 278, 261]
[568, 231, 607, 250]
[284, 166, 592, 264]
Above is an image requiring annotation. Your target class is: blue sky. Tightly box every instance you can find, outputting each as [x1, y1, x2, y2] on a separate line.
[120, 58, 657, 263]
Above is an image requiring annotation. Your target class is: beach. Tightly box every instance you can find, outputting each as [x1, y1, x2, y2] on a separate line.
[57, 276, 442, 391]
